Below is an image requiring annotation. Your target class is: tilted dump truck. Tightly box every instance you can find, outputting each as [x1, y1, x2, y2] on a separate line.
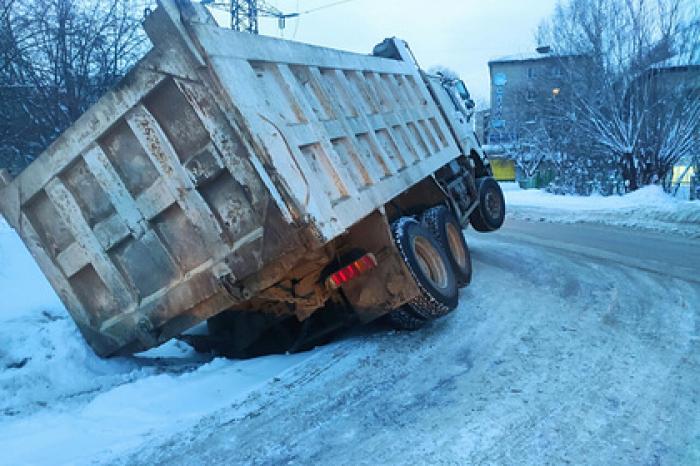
[0, 0, 505, 357]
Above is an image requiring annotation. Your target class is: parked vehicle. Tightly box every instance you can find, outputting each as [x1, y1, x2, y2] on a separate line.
[0, 0, 505, 357]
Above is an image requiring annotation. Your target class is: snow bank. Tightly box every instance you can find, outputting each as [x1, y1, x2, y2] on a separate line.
[1, 218, 141, 421]
[0, 217, 316, 464]
[504, 185, 700, 238]
[0, 218, 64, 318]
[0, 351, 314, 465]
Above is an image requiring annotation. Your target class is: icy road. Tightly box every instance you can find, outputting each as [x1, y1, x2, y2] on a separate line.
[2, 218, 699, 465]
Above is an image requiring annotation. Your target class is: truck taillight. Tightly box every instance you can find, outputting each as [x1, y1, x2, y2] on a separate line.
[327, 253, 378, 289]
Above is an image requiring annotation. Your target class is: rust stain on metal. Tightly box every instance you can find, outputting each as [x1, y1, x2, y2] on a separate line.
[138, 117, 175, 178]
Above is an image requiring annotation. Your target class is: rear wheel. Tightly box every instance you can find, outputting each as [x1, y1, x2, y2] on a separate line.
[421, 206, 472, 288]
[470, 176, 505, 232]
[391, 217, 458, 320]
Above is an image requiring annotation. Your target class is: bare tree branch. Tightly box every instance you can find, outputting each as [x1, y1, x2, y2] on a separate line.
[535, 0, 700, 193]
[1, 0, 151, 175]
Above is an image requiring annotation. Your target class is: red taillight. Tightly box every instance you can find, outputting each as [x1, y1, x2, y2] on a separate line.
[328, 253, 378, 289]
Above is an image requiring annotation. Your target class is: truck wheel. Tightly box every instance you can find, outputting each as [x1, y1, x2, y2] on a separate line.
[386, 306, 428, 330]
[392, 217, 458, 319]
[470, 176, 505, 232]
[421, 206, 472, 288]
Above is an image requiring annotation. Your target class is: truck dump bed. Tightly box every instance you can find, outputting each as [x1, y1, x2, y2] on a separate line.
[0, 0, 462, 356]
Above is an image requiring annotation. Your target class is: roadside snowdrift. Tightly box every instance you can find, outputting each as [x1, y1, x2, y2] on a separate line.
[0, 218, 314, 465]
[504, 185, 700, 238]
[1, 219, 139, 419]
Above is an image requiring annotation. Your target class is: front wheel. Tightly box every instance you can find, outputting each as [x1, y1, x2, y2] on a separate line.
[470, 176, 505, 232]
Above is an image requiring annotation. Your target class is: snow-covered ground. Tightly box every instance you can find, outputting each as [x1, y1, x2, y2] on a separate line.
[503, 183, 700, 238]
[0, 219, 315, 465]
[1, 200, 699, 464]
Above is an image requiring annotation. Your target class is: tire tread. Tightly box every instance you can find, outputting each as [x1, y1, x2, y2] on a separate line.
[391, 217, 456, 320]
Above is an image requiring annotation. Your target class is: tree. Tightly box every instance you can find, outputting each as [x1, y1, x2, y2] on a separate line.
[495, 97, 553, 184]
[0, 0, 150, 175]
[536, 0, 700, 193]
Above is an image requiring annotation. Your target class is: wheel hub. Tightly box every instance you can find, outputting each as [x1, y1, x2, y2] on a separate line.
[446, 223, 467, 269]
[484, 190, 502, 220]
[412, 236, 449, 289]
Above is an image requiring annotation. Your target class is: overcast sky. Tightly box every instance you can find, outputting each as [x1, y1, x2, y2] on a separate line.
[209, 0, 559, 103]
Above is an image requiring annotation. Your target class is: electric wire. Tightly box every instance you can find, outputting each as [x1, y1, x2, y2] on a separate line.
[298, 0, 358, 15]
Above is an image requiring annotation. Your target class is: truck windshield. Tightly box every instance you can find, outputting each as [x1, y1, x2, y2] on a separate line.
[455, 80, 470, 101]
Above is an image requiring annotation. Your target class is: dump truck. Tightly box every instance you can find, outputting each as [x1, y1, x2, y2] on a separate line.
[0, 0, 505, 357]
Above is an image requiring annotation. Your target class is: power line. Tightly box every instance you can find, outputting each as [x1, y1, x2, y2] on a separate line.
[202, 0, 360, 34]
[298, 0, 358, 15]
[292, 0, 300, 38]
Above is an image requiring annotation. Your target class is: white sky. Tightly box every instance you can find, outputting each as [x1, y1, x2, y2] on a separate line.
[208, 0, 559, 103]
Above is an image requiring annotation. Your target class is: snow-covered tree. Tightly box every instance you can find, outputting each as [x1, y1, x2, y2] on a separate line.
[536, 0, 700, 193]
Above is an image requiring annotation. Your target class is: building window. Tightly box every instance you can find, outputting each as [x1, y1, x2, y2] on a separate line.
[528, 67, 535, 79]
[526, 89, 536, 101]
[493, 72, 508, 86]
[553, 65, 563, 77]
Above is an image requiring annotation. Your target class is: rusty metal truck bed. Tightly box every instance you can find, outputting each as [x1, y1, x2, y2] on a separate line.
[0, 0, 470, 356]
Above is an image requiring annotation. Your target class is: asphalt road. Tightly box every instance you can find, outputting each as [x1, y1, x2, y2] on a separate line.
[116, 219, 700, 466]
[493, 219, 700, 284]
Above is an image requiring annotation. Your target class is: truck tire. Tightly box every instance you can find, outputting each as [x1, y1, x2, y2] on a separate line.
[386, 306, 428, 330]
[392, 217, 458, 319]
[421, 206, 472, 288]
[470, 176, 505, 232]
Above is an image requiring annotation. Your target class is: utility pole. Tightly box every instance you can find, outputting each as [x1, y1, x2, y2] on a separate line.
[202, 0, 291, 34]
[202, 0, 352, 34]
[231, 0, 259, 34]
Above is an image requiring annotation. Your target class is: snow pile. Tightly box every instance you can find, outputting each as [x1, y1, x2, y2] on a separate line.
[0, 218, 315, 464]
[1, 218, 138, 420]
[497, 181, 521, 192]
[504, 185, 700, 237]
[0, 351, 313, 465]
[0, 218, 64, 319]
